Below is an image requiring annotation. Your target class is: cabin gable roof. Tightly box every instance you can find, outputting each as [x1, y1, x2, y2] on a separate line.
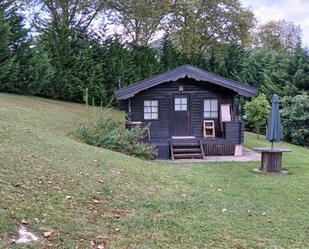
[115, 65, 258, 99]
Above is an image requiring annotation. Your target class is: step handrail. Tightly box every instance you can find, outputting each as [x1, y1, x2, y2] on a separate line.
[199, 140, 206, 160]
[170, 139, 175, 161]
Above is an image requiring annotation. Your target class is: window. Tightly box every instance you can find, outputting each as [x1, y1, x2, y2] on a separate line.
[175, 97, 187, 111]
[204, 99, 218, 118]
[144, 100, 158, 120]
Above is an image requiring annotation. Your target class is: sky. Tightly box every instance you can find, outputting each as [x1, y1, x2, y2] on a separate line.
[241, 0, 309, 47]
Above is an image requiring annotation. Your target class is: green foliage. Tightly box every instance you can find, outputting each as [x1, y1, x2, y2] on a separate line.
[291, 43, 309, 91]
[170, 0, 255, 56]
[131, 44, 162, 79]
[4, 7, 33, 94]
[244, 93, 270, 137]
[0, 10, 13, 88]
[108, 0, 170, 46]
[76, 116, 157, 159]
[27, 44, 55, 96]
[254, 20, 302, 52]
[160, 35, 184, 71]
[281, 93, 309, 147]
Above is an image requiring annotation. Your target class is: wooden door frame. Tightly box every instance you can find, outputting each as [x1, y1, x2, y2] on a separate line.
[169, 93, 192, 137]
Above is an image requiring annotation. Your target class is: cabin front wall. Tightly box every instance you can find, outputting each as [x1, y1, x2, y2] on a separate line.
[120, 78, 242, 158]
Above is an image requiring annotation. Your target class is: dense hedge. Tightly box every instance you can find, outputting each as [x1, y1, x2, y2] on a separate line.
[281, 93, 309, 147]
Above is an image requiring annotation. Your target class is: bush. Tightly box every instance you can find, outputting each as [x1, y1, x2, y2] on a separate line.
[244, 93, 270, 137]
[75, 116, 157, 159]
[281, 93, 309, 147]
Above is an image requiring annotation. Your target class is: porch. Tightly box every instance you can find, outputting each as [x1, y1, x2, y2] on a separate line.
[148, 120, 244, 159]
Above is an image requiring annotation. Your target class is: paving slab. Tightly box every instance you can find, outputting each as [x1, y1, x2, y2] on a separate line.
[159, 147, 261, 163]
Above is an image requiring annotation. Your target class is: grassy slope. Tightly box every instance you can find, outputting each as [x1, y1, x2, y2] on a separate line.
[0, 93, 308, 249]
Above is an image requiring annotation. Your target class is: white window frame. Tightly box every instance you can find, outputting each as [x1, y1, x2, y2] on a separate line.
[174, 97, 187, 111]
[144, 100, 159, 120]
[204, 99, 218, 118]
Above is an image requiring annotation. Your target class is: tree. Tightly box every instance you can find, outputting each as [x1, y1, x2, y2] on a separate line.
[254, 20, 302, 52]
[160, 35, 185, 71]
[27, 44, 55, 96]
[0, 10, 13, 90]
[281, 93, 309, 147]
[100, 38, 139, 99]
[33, 0, 106, 34]
[291, 42, 309, 91]
[5, 7, 33, 94]
[244, 93, 270, 138]
[216, 43, 250, 80]
[131, 45, 162, 79]
[32, 0, 108, 102]
[169, 0, 255, 57]
[108, 0, 171, 46]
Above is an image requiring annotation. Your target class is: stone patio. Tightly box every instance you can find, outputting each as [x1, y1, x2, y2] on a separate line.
[160, 147, 261, 163]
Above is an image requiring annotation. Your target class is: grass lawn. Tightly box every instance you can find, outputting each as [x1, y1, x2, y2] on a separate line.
[0, 93, 308, 249]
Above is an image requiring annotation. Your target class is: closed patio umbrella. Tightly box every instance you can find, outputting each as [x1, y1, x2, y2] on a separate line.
[266, 94, 283, 149]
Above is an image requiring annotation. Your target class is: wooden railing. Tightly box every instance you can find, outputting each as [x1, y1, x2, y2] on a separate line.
[223, 121, 244, 144]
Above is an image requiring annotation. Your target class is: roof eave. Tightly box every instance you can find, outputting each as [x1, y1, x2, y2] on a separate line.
[114, 65, 258, 100]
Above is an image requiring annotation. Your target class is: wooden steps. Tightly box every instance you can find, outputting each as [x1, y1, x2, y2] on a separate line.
[170, 138, 205, 160]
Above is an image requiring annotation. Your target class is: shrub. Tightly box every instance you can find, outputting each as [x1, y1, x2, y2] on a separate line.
[75, 116, 157, 159]
[281, 93, 309, 147]
[244, 93, 270, 138]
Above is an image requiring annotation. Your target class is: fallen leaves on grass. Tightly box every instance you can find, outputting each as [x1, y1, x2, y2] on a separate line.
[90, 241, 105, 249]
[92, 198, 108, 205]
[109, 209, 127, 219]
[13, 182, 22, 188]
[98, 179, 104, 184]
[21, 219, 30, 225]
[42, 231, 53, 238]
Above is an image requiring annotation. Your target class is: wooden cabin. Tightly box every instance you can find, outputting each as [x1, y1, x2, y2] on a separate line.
[115, 65, 258, 160]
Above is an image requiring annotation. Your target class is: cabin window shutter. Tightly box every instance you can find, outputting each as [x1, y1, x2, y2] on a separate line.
[204, 99, 218, 118]
[144, 100, 158, 120]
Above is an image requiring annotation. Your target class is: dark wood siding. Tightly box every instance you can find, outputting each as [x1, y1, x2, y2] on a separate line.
[128, 78, 235, 139]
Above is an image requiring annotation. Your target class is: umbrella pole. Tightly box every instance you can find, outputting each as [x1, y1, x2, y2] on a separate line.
[271, 141, 274, 150]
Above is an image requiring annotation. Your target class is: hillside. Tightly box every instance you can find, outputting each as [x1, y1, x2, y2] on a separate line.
[0, 93, 308, 248]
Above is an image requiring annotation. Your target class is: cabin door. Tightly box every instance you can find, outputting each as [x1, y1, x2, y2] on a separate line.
[171, 94, 190, 136]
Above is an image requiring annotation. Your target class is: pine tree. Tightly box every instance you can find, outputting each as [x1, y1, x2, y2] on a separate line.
[131, 44, 162, 80]
[0, 10, 13, 90]
[291, 42, 309, 91]
[27, 44, 55, 96]
[161, 35, 183, 71]
[5, 7, 32, 93]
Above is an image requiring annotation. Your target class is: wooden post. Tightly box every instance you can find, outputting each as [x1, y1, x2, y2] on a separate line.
[128, 98, 132, 122]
